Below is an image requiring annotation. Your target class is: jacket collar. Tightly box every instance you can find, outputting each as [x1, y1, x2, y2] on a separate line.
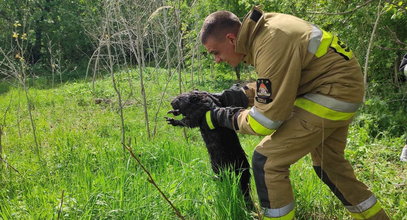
[235, 6, 265, 65]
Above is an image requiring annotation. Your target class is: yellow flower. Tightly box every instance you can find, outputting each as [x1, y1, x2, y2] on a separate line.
[21, 33, 27, 40]
[14, 21, 22, 27]
[12, 32, 19, 38]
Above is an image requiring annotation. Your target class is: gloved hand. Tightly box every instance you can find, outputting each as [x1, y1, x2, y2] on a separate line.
[203, 107, 243, 130]
[213, 84, 249, 108]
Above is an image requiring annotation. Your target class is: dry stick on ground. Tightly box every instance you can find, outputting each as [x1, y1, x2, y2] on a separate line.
[0, 155, 23, 176]
[124, 142, 186, 220]
[308, 0, 376, 15]
[363, 0, 383, 100]
[57, 190, 64, 220]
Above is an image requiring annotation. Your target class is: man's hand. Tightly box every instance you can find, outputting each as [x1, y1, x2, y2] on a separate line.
[203, 107, 243, 130]
[214, 84, 249, 108]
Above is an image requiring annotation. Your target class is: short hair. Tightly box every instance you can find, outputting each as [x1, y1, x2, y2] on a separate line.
[200, 11, 241, 44]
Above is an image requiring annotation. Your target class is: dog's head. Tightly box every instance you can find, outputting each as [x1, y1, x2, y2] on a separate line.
[167, 91, 217, 128]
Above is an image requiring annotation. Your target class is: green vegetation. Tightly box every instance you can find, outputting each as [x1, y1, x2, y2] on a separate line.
[0, 70, 405, 219]
[1, 0, 406, 219]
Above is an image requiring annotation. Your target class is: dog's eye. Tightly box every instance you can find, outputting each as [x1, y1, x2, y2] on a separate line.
[190, 96, 200, 103]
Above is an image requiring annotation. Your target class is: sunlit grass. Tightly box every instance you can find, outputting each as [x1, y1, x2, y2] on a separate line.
[0, 69, 405, 219]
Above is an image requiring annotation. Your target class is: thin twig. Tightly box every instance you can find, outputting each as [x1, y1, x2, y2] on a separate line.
[0, 93, 13, 162]
[0, 155, 23, 176]
[364, 0, 383, 100]
[385, 26, 407, 47]
[124, 143, 185, 220]
[308, 0, 376, 15]
[375, 46, 407, 51]
[57, 190, 65, 220]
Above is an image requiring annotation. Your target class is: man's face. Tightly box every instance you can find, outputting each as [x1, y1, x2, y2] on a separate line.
[203, 34, 244, 67]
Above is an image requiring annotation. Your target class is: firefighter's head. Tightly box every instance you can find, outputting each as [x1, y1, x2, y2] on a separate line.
[200, 11, 244, 67]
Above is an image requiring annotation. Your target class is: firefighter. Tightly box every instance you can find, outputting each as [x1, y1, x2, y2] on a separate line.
[195, 6, 390, 220]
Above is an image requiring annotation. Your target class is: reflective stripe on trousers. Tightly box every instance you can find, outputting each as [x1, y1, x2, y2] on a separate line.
[294, 93, 361, 121]
[263, 202, 295, 220]
[346, 195, 383, 219]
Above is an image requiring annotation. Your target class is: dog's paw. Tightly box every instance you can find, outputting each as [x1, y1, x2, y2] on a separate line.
[165, 117, 187, 127]
[167, 109, 181, 116]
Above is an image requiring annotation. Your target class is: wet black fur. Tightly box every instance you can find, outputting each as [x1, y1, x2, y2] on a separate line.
[166, 91, 252, 206]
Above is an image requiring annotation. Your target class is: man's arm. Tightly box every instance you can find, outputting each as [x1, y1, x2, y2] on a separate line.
[235, 31, 302, 135]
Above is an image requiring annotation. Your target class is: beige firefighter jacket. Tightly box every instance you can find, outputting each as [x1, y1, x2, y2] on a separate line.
[235, 6, 364, 135]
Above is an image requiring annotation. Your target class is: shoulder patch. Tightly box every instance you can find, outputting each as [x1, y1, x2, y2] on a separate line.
[256, 79, 272, 104]
[250, 9, 262, 22]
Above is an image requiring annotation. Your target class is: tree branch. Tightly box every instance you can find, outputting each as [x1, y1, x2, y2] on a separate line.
[57, 190, 64, 220]
[308, 0, 376, 15]
[375, 45, 407, 51]
[124, 142, 186, 220]
[385, 26, 407, 47]
[364, 0, 383, 99]
[0, 155, 23, 176]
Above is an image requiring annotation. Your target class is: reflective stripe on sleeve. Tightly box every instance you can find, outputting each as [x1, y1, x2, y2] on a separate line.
[263, 202, 295, 220]
[248, 107, 283, 135]
[345, 195, 383, 219]
[307, 25, 333, 58]
[315, 30, 333, 58]
[308, 25, 353, 60]
[307, 25, 323, 55]
[294, 94, 360, 121]
[205, 111, 215, 130]
[303, 94, 360, 112]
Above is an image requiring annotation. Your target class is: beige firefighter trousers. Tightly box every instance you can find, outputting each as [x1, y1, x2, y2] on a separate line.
[252, 106, 389, 219]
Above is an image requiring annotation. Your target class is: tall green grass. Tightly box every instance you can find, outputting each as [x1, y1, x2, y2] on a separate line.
[0, 69, 405, 219]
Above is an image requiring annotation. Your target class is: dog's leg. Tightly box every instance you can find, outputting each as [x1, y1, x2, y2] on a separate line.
[199, 126, 254, 209]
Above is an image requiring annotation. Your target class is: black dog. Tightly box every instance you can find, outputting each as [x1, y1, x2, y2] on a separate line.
[166, 91, 252, 207]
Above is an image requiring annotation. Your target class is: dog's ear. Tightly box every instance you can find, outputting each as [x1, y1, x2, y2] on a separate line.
[189, 94, 201, 103]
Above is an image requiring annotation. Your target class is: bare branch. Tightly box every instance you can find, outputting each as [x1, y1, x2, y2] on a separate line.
[124, 142, 186, 220]
[375, 46, 407, 51]
[0, 155, 23, 176]
[364, 0, 383, 99]
[385, 26, 407, 47]
[308, 0, 376, 15]
[57, 190, 64, 220]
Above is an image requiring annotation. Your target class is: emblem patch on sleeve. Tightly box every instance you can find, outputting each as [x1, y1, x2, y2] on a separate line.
[256, 79, 272, 104]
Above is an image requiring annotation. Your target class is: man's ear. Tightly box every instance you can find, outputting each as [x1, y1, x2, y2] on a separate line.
[225, 33, 237, 45]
